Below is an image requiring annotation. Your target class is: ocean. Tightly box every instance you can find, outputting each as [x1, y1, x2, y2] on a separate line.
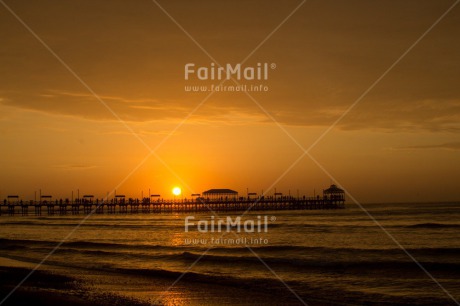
[0, 202, 459, 305]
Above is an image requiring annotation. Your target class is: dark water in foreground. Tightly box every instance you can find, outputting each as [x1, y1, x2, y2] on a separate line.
[0, 202, 459, 305]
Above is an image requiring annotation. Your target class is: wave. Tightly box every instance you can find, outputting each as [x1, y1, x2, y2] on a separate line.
[110, 266, 308, 292]
[0, 238, 179, 252]
[0, 221, 184, 230]
[4, 217, 460, 232]
[0, 252, 297, 292]
[64, 240, 173, 250]
[2, 238, 460, 256]
[3, 243, 459, 274]
[210, 245, 460, 258]
[405, 223, 460, 229]
[272, 222, 460, 229]
[178, 251, 460, 271]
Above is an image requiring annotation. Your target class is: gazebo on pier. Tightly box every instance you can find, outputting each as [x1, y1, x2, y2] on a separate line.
[202, 189, 238, 200]
[323, 184, 345, 201]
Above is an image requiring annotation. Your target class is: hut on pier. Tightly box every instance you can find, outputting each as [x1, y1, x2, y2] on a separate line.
[6, 195, 19, 205]
[115, 195, 126, 204]
[202, 189, 238, 201]
[40, 195, 52, 204]
[150, 194, 161, 203]
[83, 195, 94, 204]
[323, 184, 345, 201]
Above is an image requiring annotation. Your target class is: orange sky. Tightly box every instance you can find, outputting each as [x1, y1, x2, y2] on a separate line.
[1, 0, 460, 202]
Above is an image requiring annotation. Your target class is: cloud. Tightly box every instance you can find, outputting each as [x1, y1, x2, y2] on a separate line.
[0, 90, 271, 126]
[319, 99, 460, 132]
[1, 0, 459, 133]
[259, 98, 460, 133]
[396, 142, 460, 151]
[52, 164, 98, 170]
[3, 90, 460, 133]
[0, 90, 189, 122]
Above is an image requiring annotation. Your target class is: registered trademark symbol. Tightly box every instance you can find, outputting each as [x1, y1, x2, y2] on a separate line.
[270, 63, 276, 69]
[270, 216, 276, 222]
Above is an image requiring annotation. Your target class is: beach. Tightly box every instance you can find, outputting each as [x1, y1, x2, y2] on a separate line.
[0, 257, 153, 306]
[0, 257, 310, 306]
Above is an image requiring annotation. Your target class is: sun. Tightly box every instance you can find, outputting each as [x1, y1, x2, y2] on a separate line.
[172, 187, 181, 196]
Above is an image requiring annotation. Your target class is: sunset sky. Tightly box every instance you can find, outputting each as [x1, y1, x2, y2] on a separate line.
[1, 0, 459, 202]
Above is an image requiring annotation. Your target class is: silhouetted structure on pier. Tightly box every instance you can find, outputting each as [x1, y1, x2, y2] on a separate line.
[323, 184, 345, 202]
[203, 189, 238, 200]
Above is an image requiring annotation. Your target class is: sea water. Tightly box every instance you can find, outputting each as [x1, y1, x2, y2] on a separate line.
[0, 202, 459, 305]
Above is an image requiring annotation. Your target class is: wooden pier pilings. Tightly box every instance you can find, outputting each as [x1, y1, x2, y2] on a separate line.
[0, 197, 345, 216]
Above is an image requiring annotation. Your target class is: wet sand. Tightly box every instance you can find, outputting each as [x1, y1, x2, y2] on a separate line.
[0, 258, 150, 306]
[0, 257, 309, 306]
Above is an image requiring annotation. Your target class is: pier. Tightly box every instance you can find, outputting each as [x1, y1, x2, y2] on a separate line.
[0, 185, 345, 216]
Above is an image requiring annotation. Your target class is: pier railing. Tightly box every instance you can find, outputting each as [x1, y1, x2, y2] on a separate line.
[0, 196, 344, 216]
